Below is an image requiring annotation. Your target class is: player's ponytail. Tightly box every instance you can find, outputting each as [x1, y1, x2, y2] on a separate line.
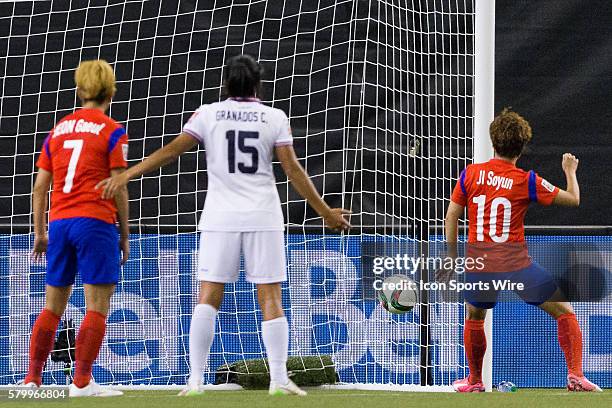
[224, 55, 262, 98]
[75, 59, 117, 104]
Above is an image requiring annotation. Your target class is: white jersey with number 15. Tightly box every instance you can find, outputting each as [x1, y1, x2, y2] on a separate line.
[182, 97, 293, 231]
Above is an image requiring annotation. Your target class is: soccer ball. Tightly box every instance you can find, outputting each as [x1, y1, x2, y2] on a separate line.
[377, 274, 418, 314]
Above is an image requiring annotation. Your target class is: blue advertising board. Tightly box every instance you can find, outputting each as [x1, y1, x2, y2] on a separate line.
[0, 234, 610, 388]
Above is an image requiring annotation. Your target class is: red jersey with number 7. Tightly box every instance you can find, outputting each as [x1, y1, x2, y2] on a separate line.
[36, 108, 128, 224]
[451, 158, 559, 243]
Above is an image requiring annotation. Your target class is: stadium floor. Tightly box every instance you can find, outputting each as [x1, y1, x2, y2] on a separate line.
[3, 389, 611, 408]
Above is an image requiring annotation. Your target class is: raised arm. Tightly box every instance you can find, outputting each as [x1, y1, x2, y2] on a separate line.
[553, 153, 580, 207]
[32, 168, 52, 261]
[97, 133, 198, 199]
[275, 145, 351, 232]
[110, 168, 130, 264]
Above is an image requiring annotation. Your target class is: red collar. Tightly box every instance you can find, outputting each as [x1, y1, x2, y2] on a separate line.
[490, 157, 516, 167]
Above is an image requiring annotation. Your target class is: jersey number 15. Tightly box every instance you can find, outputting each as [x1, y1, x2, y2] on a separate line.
[226, 130, 259, 174]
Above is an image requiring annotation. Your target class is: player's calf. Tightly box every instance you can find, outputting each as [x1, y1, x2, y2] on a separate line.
[25, 308, 61, 387]
[73, 310, 107, 389]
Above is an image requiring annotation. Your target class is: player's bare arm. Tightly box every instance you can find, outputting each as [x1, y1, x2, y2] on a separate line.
[111, 168, 130, 264]
[552, 153, 580, 207]
[31, 168, 52, 261]
[438, 201, 464, 282]
[97, 133, 198, 199]
[444, 201, 464, 258]
[275, 144, 351, 232]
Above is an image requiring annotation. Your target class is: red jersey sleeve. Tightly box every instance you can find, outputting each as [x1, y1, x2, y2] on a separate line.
[108, 126, 128, 168]
[36, 135, 52, 172]
[450, 168, 468, 206]
[528, 171, 559, 206]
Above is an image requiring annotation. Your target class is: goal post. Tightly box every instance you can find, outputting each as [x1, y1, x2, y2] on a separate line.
[474, 0, 496, 392]
[0, 0, 487, 391]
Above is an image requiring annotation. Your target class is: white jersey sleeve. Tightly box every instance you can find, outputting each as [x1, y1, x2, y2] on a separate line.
[182, 107, 208, 144]
[274, 111, 293, 147]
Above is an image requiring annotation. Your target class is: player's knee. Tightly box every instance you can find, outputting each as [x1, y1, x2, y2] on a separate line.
[44, 302, 67, 316]
[260, 302, 284, 321]
[197, 281, 225, 309]
[557, 302, 574, 316]
[44, 285, 71, 316]
[256, 283, 283, 320]
[256, 283, 281, 302]
[466, 305, 487, 320]
[198, 293, 223, 310]
[84, 284, 115, 315]
[86, 299, 111, 315]
[540, 301, 574, 319]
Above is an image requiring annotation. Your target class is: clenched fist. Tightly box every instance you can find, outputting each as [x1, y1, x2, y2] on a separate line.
[562, 153, 579, 174]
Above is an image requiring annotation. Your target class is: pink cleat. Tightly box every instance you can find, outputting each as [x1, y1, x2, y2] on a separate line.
[453, 377, 485, 393]
[567, 374, 602, 392]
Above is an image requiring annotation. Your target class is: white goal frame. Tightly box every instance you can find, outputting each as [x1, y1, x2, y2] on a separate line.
[474, 0, 495, 393]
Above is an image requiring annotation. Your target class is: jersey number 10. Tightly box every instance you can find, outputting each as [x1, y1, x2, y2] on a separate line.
[472, 195, 511, 242]
[226, 130, 259, 174]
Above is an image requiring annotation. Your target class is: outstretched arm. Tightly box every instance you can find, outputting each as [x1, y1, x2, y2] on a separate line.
[275, 145, 351, 232]
[32, 169, 52, 261]
[97, 133, 198, 199]
[553, 153, 580, 207]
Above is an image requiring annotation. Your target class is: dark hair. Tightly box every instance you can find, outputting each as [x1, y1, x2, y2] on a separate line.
[489, 107, 532, 158]
[224, 54, 262, 98]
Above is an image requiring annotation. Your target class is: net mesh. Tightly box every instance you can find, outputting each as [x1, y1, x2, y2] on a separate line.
[0, 0, 473, 387]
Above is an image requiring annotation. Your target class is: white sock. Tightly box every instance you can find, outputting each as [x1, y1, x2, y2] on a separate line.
[262, 316, 289, 384]
[187, 303, 217, 387]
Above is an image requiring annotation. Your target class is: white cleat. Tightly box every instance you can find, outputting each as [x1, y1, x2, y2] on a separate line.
[16, 380, 39, 389]
[177, 383, 205, 396]
[69, 380, 123, 397]
[269, 379, 307, 396]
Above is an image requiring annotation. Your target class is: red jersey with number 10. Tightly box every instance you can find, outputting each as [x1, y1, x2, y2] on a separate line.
[36, 108, 128, 224]
[451, 158, 559, 243]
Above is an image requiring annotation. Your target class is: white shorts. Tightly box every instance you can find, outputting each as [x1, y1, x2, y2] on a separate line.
[197, 231, 287, 284]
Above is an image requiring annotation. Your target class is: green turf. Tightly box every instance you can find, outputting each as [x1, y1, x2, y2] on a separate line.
[2, 389, 611, 408]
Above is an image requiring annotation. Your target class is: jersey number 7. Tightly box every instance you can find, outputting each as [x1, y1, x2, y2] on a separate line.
[226, 130, 259, 174]
[62, 139, 83, 193]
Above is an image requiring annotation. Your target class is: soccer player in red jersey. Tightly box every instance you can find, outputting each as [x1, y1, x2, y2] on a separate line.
[445, 108, 601, 392]
[24, 60, 128, 397]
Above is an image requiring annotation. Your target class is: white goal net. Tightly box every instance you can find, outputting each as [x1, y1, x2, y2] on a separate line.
[0, 0, 474, 389]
